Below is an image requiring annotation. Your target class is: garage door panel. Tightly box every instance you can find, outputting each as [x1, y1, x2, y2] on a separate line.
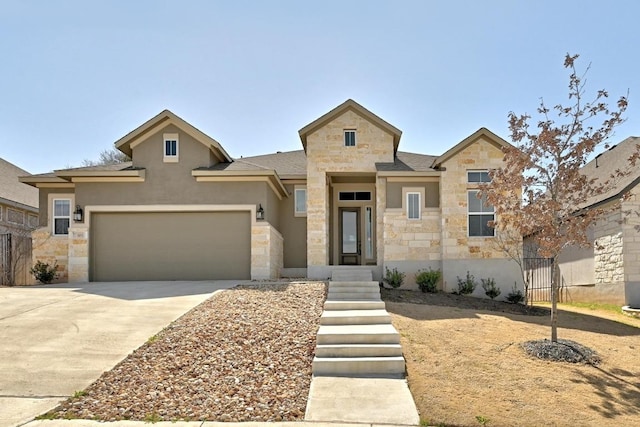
[90, 211, 250, 281]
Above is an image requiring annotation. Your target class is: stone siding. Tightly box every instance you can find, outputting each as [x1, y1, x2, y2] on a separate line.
[68, 227, 89, 282]
[251, 222, 283, 280]
[594, 232, 624, 285]
[383, 210, 441, 262]
[31, 227, 68, 283]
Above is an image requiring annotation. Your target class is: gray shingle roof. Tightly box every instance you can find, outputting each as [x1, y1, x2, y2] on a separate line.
[0, 158, 38, 208]
[376, 152, 438, 172]
[198, 150, 307, 177]
[582, 136, 640, 208]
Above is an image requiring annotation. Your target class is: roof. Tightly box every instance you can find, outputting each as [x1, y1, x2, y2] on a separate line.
[197, 150, 307, 179]
[581, 136, 640, 208]
[0, 158, 38, 209]
[376, 152, 439, 173]
[298, 99, 403, 153]
[432, 127, 512, 168]
[114, 110, 232, 162]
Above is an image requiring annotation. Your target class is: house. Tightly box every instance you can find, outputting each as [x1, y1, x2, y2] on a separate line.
[20, 99, 524, 296]
[535, 137, 640, 307]
[0, 158, 39, 234]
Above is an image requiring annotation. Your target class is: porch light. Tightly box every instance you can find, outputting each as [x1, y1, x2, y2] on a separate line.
[256, 204, 265, 221]
[73, 205, 84, 222]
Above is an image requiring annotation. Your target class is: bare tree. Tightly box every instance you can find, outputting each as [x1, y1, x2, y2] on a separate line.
[484, 54, 634, 342]
[81, 148, 130, 167]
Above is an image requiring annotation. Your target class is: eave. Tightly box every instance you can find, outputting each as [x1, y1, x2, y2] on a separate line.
[192, 170, 288, 200]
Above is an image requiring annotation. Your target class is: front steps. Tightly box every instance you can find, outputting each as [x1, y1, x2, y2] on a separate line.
[312, 269, 405, 378]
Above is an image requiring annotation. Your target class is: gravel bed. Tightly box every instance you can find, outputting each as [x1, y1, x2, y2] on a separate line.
[522, 338, 601, 365]
[45, 282, 326, 422]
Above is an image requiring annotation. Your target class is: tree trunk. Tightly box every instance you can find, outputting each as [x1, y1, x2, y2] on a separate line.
[550, 259, 559, 342]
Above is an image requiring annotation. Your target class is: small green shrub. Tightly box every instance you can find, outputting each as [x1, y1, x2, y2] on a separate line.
[455, 271, 477, 295]
[481, 277, 501, 300]
[30, 261, 58, 284]
[507, 284, 525, 304]
[383, 267, 405, 289]
[415, 268, 441, 293]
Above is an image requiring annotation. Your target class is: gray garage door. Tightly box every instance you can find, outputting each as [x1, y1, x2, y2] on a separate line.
[90, 211, 251, 281]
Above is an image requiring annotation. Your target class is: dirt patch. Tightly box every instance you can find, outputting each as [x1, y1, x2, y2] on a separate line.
[382, 289, 640, 427]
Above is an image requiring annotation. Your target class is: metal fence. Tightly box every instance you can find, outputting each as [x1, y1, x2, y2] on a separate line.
[523, 257, 565, 303]
[0, 233, 32, 286]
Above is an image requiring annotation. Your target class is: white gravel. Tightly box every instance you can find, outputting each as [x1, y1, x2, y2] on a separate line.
[46, 282, 326, 422]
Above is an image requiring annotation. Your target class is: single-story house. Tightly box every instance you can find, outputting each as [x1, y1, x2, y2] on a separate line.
[20, 99, 524, 296]
[531, 136, 640, 307]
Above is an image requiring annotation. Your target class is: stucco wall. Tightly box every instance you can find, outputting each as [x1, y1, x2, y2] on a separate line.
[386, 182, 439, 208]
[278, 184, 307, 268]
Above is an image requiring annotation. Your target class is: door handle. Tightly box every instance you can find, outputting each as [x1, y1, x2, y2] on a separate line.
[358, 242, 361, 256]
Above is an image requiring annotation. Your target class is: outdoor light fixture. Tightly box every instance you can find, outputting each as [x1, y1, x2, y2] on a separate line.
[256, 204, 265, 220]
[73, 205, 83, 222]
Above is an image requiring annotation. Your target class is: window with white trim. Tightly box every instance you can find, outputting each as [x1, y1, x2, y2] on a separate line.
[53, 199, 71, 236]
[406, 192, 421, 220]
[468, 190, 494, 237]
[163, 133, 179, 162]
[344, 130, 356, 147]
[468, 170, 490, 183]
[294, 186, 307, 216]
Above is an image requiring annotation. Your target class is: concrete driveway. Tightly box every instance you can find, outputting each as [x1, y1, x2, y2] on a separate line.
[0, 281, 240, 427]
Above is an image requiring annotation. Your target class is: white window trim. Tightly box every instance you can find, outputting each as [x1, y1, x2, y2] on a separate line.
[406, 192, 421, 220]
[344, 129, 356, 147]
[294, 186, 307, 217]
[163, 133, 179, 163]
[467, 190, 495, 237]
[467, 169, 491, 183]
[52, 198, 72, 236]
[402, 187, 424, 220]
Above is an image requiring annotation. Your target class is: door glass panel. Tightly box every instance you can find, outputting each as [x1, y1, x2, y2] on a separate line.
[342, 210, 358, 254]
[365, 206, 373, 259]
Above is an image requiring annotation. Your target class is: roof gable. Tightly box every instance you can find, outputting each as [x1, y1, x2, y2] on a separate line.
[432, 127, 511, 168]
[298, 99, 402, 153]
[114, 110, 232, 162]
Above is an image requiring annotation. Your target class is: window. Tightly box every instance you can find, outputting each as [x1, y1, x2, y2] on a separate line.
[7, 208, 24, 225]
[339, 191, 371, 201]
[294, 186, 307, 216]
[164, 133, 179, 162]
[53, 199, 71, 236]
[344, 130, 356, 147]
[468, 170, 490, 183]
[407, 192, 421, 220]
[468, 190, 495, 237]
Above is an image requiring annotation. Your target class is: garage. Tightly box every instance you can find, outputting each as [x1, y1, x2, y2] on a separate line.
[89, 211, 251, 281]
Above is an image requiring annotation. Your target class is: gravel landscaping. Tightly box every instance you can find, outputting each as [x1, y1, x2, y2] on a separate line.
[42, 282, 326, 422]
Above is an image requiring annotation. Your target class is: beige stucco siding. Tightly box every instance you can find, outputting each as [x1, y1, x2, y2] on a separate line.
[278, 184, 307, 268]
[386, 182, 439, 208]
[90, 211, 250, 281]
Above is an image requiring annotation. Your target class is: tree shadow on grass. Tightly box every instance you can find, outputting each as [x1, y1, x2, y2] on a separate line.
[383, 289, 640, 337]
[570, 365, 640, 419]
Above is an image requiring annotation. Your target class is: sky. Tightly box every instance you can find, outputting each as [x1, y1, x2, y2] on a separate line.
[2, 0, 640, 174]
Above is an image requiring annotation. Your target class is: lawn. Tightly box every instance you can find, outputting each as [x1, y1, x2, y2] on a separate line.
[381, 289, 640, 427]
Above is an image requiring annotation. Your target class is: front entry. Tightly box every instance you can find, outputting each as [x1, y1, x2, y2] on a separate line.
[339, 207, 360, 265]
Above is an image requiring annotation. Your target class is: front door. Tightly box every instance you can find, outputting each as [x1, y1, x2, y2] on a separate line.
[339, 207, 360, 265]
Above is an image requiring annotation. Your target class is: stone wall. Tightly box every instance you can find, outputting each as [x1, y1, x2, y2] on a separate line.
[251, 222, 283, 280]
[594, 232, 624, 285]
[68, 227, 89, 282]
[31, 227, 68, 283]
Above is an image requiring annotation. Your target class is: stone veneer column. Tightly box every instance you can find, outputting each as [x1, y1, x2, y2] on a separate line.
[68, 226, 89, 283]
[307, 170, 329, 267]
[31, 227, 69, 283]
[251, 222, 284, 280]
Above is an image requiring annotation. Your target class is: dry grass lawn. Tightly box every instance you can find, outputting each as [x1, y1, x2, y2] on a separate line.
[382, 290, 640, 427]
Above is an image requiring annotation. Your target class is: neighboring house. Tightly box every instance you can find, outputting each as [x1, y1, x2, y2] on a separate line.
[20, 99, 523, 296]
[528, 137, 640, 307]
[0, 158, 39, 234]
[0, 157, 39, 285]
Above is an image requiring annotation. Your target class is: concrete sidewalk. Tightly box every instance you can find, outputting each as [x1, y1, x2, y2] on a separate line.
[0, 281, 239, 427]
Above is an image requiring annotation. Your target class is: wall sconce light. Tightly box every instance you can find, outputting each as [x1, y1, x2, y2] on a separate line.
[256, 204, 265, 220]
[73, 205, 84, 222]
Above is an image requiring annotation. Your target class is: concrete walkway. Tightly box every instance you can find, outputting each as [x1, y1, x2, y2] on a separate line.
[0, 281, 239, 427]
[305, 270, 420, 425]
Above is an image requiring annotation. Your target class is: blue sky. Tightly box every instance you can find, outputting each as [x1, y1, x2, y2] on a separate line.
[2, 0, 639, 173]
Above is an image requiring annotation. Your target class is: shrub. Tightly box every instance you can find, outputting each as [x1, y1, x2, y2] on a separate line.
[455, 271, 477, 295]
[415, 268, 441, 293]
[30, 261, 57, 284]
[507, 284, 525, 304]
[383, 267, 405, 289]
[481, 277, 501, 300]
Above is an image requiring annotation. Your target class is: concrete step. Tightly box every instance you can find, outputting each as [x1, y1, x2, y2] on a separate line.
[332, 269, 373, 282]
[315, 343, 403, 358]
[317, 324, 401, 345]
[320, 309, 391, 325]
[312, 356, 406, 378]
[329, 281, 380, 289]
[326, 291, 381, 300]
[324, 300, 386, 311]
[328, 285, 380, 293]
